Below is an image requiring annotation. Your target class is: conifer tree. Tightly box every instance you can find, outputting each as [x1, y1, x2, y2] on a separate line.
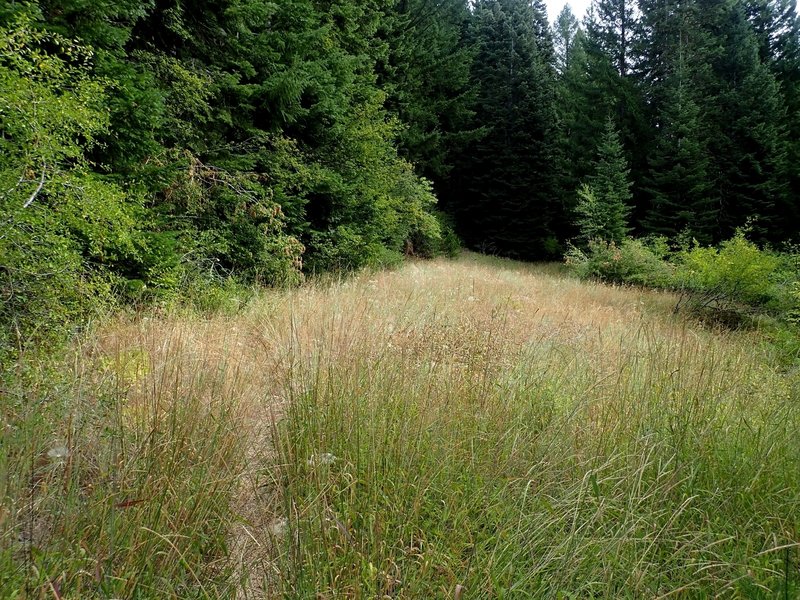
[703, 0, 790, 240]
[643, 61, 717, 244]
[575, 118, 632, 244]
[637, 0, 717, 243]
[554, 4, 580, 74]
[453, 0, 561, 258]
[745, 0, 800, 237]
[578, 0, 646, 225]
[378, 0, 477, 183]
[585, 0, 636, 77]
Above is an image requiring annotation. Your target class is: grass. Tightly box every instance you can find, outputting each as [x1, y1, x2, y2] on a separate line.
[2, 252, 799, 598]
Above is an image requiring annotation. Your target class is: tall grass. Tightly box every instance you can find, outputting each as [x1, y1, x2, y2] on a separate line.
[0, 321, 250, 598]
[257, 255, 800, 597]
[2, 253, 799, 597]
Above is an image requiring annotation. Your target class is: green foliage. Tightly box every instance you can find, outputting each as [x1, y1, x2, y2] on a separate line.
[452, 0, 561, 259]
[159, 152, 305, 287]
[565, 237, 674, 287]
[553, 4, 580, 74]
[642, 42, 717, 244]
[574, 120, 632, 245]
[0, 19, 135, 357]
[411, 211, 462, 259]
[574, 184, 604, 242]
[378, 0, 476, 181]
[567, 230, 800, 335]
[674, 232, 784, 312]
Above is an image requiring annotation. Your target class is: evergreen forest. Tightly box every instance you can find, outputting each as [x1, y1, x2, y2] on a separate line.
[3, 0, 800, 355]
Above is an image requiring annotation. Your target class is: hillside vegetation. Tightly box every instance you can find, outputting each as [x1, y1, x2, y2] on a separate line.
[3, 254, 798, 597]
[3, 0, 800, 360]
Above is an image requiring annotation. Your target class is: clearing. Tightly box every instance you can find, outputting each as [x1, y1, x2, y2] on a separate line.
[4, 253, 799, 598]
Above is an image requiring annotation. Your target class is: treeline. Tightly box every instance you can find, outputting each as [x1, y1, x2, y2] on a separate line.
[0, 0, 466, 357]
[449, 0, 800, 255]
[1, 0, 799, 356]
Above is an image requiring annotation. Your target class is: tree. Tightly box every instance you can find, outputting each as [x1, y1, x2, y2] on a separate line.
[745, 0, 800, 237]
[642, 63, 717, 244]
[377, 0, 477, 183]
[703, 0, 790, 240]
[577, 0, 646, 225]
[453, 0, 562, 258]
[637, 0, 718, 243]
[575, 118, 632, 244]
[554, 4, 580, 74]
[585, 0, 636, 77]
[0, 18, 144, 356]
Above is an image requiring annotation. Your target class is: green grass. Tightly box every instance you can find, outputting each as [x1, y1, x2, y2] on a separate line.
[0, 328, 247, 598]
[2, 253, 799, 598]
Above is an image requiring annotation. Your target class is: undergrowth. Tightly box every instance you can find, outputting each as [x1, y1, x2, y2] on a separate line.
[0, 324, 248, 598]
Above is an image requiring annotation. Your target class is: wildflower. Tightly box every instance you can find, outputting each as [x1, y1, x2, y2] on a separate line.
[47, 446, 70, 462]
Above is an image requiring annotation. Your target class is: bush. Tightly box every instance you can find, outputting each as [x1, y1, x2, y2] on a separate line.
[674, 232, 784, 313]
[0, 20, 125, 358]
[565, 237, 674, 288]
[410, 210, 461, 259]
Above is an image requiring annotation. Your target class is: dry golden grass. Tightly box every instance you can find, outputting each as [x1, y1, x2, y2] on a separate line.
[5, 252, 797, 597]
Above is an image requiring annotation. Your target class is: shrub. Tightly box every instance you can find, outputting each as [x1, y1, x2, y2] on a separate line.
[674, 232, 783, 313]
[0, 20, 126, 358]
[565, 237, 674, 288]
[410, 211, 461, 259]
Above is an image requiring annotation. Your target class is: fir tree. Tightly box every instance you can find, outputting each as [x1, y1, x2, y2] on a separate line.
[377, 0, 477, 183]
[643, 57, 717, 244]
[453, 0, 561, 258]
[554, 4, 580, 74]
[585, 0, 636, 77]
[576, 118, 632, 244]
[704, 0, 790, 240]
[637, 0, 718, 243]
[745, 0, 800, 237]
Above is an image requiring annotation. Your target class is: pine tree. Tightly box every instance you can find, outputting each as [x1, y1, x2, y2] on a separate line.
[453, 0, 561, 258]
[377, 0, 477, 183]
[703, 0, 790, 240]
[554, 4, 580, 74]
[575, 118, 632, 244]
[643, 56, 717, 244]
[637, 0, 718, 243]
[745, 0, 800, 238]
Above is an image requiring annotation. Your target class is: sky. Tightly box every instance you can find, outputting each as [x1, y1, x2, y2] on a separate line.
[545, 0, 800, 23]
[545, 0, 592, 22]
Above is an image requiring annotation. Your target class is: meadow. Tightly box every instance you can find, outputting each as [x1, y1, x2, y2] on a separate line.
[2, 253, 798, 598]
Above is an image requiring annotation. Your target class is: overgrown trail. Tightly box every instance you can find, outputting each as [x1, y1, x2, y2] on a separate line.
[4, 254, 799, 598]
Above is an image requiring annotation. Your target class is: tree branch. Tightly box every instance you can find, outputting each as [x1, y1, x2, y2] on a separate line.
[22, 164, 46, 209]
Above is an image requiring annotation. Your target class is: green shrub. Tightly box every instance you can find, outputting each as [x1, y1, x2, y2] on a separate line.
[565, 237, 674, 287]
[0, 20, 125, 358]
[674, 232, 783, 312]
[410, 210, 461, 258]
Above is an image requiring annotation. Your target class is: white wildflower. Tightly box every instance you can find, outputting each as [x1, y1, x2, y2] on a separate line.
[47, 446, 70, 462]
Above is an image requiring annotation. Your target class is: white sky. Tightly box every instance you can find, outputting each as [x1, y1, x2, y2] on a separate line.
[545, 0, 592, 22]
[545, 0, 799, 23]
